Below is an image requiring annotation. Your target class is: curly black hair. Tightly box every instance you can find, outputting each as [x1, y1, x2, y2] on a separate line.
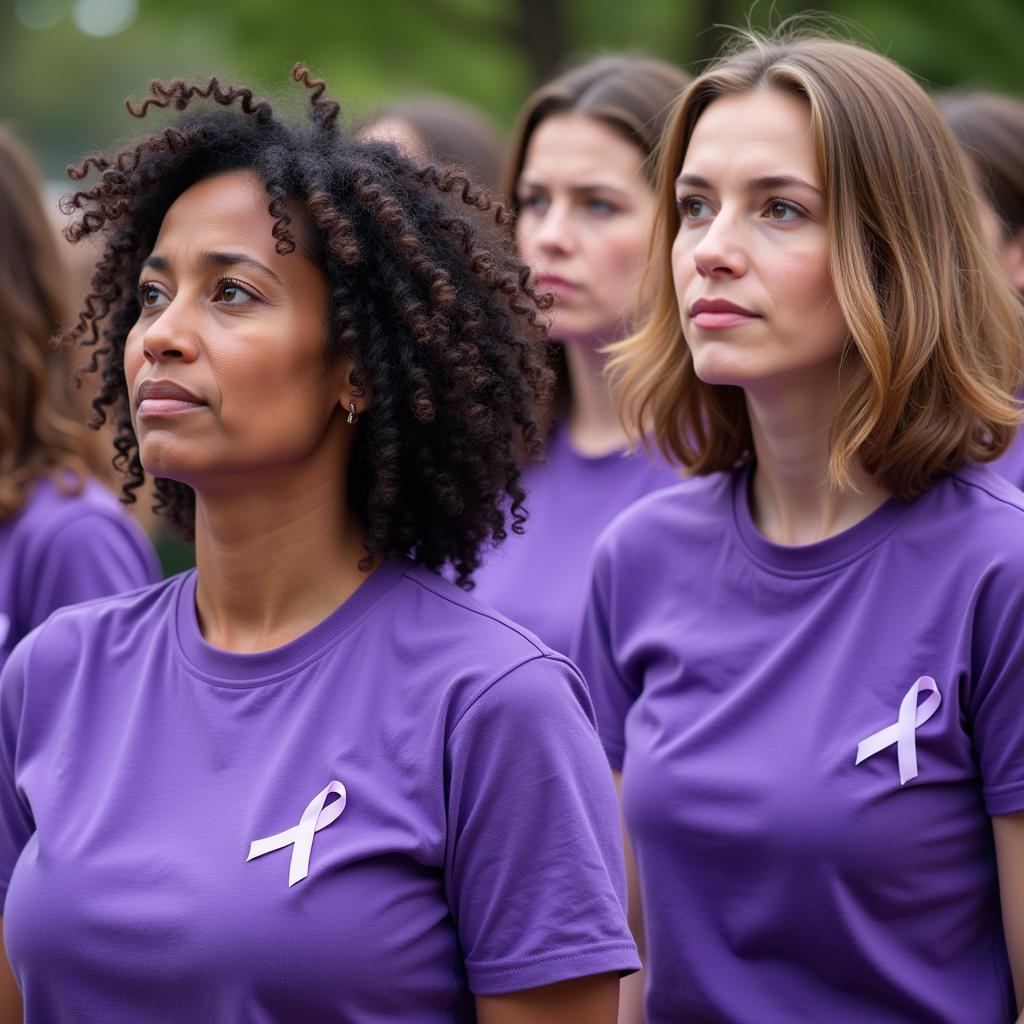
[59, 66, 553, 587]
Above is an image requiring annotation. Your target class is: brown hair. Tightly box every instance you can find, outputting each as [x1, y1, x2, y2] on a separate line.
[360, 95, 505, 194]
[610, 33, 1024, 498]
[0, 126, 84, 519]
[503, 54, 691, 207]
[505, 55, 690, 427]
[937, 92, 1024, 238]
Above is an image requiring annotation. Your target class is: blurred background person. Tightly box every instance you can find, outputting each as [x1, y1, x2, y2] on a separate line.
[0, 125, 159, 670]
[468, 56, 689, 655]
[938, 91, 1024, 488]
[358, 94, 505, 193]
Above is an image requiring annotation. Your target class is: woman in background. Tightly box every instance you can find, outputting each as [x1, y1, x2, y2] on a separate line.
[940, 91, 1024, 488]
[0, 126, 159, 671]
[469, 56, 688, 655]
[358, 93, 504, 193]
[576, 34, 1024, 1023]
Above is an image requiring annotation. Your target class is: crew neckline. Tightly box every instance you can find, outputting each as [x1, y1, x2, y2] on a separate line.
[730, 461, 914, 576]
[173, 558, 408, 685]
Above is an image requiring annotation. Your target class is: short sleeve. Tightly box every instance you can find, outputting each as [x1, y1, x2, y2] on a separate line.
[23, 510, 159, 632]
[444, 655, 639, 995]
[970, 566, 1024, 816]
[0, 634, 35, 909]
[571, 538, 640, 771]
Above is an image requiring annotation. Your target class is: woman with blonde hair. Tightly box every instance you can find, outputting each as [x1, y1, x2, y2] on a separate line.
[468, 56, 688, 655]
[573, 32, 1024, 1023]
[0, 126, 158, 672]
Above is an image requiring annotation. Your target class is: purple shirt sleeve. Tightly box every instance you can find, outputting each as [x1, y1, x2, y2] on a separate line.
[20, 509, 159, 633]
[970, 568, 1024, 816]
[0, 633, 34, 907]
[445, 654, 639, 994]
[571, 540, 638, 772]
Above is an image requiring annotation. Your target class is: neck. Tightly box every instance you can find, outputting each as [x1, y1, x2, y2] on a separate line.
[745, 367, 889, 545]
[191, 443, 369, 654]
[562, 338, 629, 456]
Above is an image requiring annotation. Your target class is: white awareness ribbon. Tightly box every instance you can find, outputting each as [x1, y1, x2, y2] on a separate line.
[247, 780, 347, 887]
[855, 676, 941, 786]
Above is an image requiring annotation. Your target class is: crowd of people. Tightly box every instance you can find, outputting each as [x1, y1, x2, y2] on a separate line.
[0, 23, 1021, 1024]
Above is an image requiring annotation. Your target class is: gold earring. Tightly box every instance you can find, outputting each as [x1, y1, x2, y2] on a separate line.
[347, 401, 358, 425]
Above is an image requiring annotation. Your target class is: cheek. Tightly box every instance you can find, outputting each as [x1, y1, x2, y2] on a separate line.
[670, 231, 694, 298]
[515, 217, 540, 266]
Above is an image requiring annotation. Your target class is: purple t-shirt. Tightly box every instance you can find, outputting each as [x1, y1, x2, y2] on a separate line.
[0, 476, 159, 671]
[573, 462, 1024, 1023]
[470, 422, 678, 655]
[0, 558, 637, 1021]
[991, 431, 1024, 490]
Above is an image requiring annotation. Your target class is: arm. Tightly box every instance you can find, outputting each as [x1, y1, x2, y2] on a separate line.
[0, 921, 20, 1022]
[477, 973, 618, 1023]
[614, 770, 645, 1024]
[994, 813, 1024, 1020]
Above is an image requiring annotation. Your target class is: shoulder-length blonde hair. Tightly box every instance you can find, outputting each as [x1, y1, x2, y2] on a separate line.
[609, 33, 1024, 498]
[0, 126, 84, 519]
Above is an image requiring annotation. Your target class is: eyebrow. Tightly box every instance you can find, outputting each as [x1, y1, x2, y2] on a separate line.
[140, 251, 284, 285]
[675, 173, 823, 197]
[517, 179, 631, 197]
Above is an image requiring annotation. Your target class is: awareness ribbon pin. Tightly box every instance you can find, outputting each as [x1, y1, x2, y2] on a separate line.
[855, 676, 941, 786]
[247, 780, 347, 887]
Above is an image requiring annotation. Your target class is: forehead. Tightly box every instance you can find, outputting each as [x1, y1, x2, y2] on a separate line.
[152, 169, 288, 257]
[521, 112, 647, 188]
[682, 89, 819, 182]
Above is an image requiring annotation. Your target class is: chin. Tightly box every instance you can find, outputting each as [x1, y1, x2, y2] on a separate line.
[689, 349, 761, 389]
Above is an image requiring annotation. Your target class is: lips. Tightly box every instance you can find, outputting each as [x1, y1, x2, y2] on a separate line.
[534, 273, 578, 297]
[690, 297, 759, 329]
[135, 379, 206, 415]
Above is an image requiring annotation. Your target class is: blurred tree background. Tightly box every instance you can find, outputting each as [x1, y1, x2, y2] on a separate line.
[2, 0, 1022, 183]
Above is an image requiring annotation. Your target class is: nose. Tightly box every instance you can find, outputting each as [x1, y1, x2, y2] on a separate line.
[140, 296, 201, 365]
[530, 199, 575, 258]
[691, 207, 748, 279]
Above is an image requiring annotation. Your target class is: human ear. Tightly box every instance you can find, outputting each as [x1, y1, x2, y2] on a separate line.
[339, 358, 371, 419]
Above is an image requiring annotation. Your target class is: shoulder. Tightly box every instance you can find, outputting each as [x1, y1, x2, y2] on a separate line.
[388, 563, 589, 723]
[924, 465, 1024, 560]
[15, 477, 149, 552]
[593, 470, 734, 566]
[16, 572, 182, 671]
[394, 562, 552, 659]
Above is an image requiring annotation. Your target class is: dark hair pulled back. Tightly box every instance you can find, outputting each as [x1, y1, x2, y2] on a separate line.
[60, 66, 553, 586]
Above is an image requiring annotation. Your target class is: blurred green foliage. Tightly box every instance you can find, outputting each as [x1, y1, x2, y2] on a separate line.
[2, 0, 1022, 180]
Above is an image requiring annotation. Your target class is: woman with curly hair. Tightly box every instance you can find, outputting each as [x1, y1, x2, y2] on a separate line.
[0, 69, 638, 1022]
[0, 126, 158, 674]
[573, 33, 1024, 1023]
[467, 57, 689, 656]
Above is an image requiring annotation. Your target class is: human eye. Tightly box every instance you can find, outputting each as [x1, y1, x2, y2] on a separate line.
[214, 278, 257, 306]
[676, 194, 712, 221]
[517, 191, 548, 213]
[762, 197, 806, 223]
[585, 196, 618, 215]
[137, 282, 169, 309]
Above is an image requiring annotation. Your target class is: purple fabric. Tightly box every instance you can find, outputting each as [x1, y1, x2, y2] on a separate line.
[0, 559, 637, 1022]
[573, 461, 1024, 1023]
[991, 429, 1024, 490]
[0, 477, 159, 672]
[470, 422, 678, 654]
